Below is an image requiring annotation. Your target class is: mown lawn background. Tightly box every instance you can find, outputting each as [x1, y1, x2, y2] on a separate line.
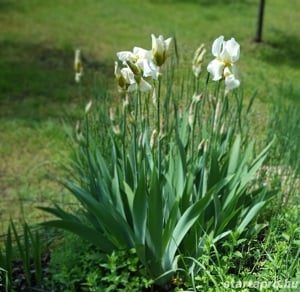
[0, 0, 299, 234]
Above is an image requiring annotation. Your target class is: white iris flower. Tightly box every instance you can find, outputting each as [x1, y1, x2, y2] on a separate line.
[207, 36, 240, 93]
[114, 61, 152, 92]
[117, 47, 158, 80]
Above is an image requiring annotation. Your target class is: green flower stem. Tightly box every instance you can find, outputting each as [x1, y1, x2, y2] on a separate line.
[132, 88, 142, 187]
[157, 73, 162, 134]
[194, 72, 201, 94]
[157, 72, 162, 175]
[144, 93, 150, 132]
[84, 114, 97, 193]
[210, 80, 222, 148]
[77, 80, 84, 109]
[191, 101, 200, 162]
[122, 100, 127, 174]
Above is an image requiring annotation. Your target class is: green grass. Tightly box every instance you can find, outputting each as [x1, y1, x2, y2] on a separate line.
[0, 0, 299, 234]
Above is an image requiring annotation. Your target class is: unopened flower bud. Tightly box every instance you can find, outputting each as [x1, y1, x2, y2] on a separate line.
[220, 123, 226, 135]
[109, 107, 116, 122]
[74, 49, 83, 82]
[123, 95, 130, 110]
[112, 125, 121, 136]
[177, 106, 183, 119]
[159, 119, 166, 139]
[114, 61, 127, 91]
[138, 133, 143, 147]
[126, 60, 142, 83]
[198, 139, 208, 153]
[213, 99, 222, 132]
[188, 104, 195, 128]
[204, 140, 208, 153]
[152, 87, 157, 106]
[150, 129, 157, 149]
[128, 111, 135, 124]
[75, 120, 80, 134]
[198, 139, 204, 152]
[192, 92, 203, 103]
[75, 120, 83, 141]
[85, 100, 93, 114]
[151, 34, 172, 67]
[192, 44, 206, 78]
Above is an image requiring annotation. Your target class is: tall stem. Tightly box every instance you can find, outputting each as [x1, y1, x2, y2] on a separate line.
[191, 102, 200, 162]
[122, 95, 128, 175]
[132, 89, 141, 188]
[157, 71, 162, 175]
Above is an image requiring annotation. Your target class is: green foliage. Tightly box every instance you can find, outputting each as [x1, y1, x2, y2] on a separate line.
[97, 249, 153, 292]
[46, 234, 153, 291]
[180, 203, 300, 291]
[40, 36, 275, 286]
[0, 220, 44, 290]
[72, 201, 290, 291]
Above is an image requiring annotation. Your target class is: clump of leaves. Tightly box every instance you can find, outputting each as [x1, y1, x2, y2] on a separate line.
[46, 234, 153, 291]
[0, 220, 48, 291]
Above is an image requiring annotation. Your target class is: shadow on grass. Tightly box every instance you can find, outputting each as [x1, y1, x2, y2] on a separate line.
[260, 30, 300, 69]
[0, 0, 15, 10]
[0, 40, 112, 122]
[149, 0, 253, 5]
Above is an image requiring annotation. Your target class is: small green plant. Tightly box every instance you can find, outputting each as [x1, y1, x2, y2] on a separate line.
[0, 264, 9, 292]
[0, 267, 8, 292]
[0, 220, 44, 291]
[182, 203, 300, 291]
[0, 226, 12, 291]
[46, 233, 153, 291]
[41, 35, 274, 286]
[46, 233, 105, 291]
[95, 249, 154, 291]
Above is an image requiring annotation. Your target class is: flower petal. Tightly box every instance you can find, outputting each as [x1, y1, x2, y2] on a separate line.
[151, 34, 159, 52]
[207, 59, 224, 81]
[127, 83, 138, 92]
[139, 59, 158, 79]
[132, 47, 158, 79]
[225, 38, 240, 62]
[139, 78, 152, 92]
[117, 51, 135, 63]
[225, 75, 240, 91]
[224, 70, 240, 93]
[192, 64, 202, 78]
[211, 35, 224, 57]
[121, 67, 135, 84]
[133, 47, 150, 59]
[164, 37, 173, 52]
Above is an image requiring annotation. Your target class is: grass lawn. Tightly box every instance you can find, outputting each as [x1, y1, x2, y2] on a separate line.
[0, 0, 299, 240]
